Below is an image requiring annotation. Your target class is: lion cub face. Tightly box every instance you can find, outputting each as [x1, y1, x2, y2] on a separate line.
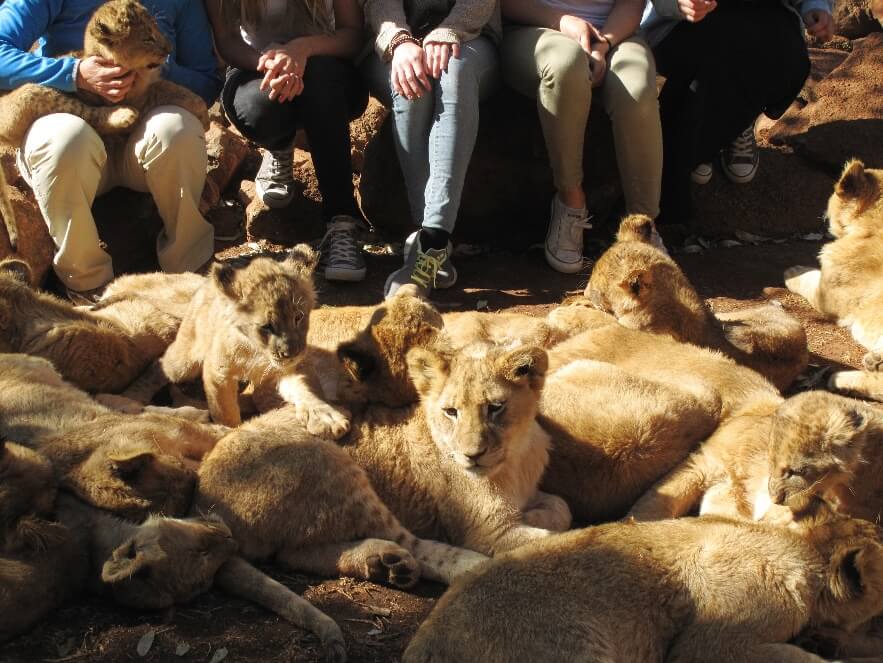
[101, 513, 236, 609]
[211, 246, 318, 369]
[767, 391, 872, 509]
[407, 341, 547, 475]
[826, 160, 883, 239]
[83, 0, 171, 102]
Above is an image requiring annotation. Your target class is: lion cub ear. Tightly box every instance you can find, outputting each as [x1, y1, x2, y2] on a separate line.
[407, 346, 452, 396]
[102, 538, 168, 584]
[286, 243, 319, 275]
[616, 214, 655, 244]
[620, 268, 653, 299]
[211, 262, 240, 300]
[828, 543, 883, 602]
[836, 160, 879, 208]
[338, 343, 378, 383]
[107, 448, 157, 478]
[0, 258, 33, 285]
[497, 346, 547, 389]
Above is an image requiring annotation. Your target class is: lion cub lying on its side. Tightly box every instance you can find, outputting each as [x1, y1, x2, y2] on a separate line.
[160, 246, 348, 434]
[404, 510, 883, 663]
[587, 214, 808, 390]
[786, 160, 883, 401]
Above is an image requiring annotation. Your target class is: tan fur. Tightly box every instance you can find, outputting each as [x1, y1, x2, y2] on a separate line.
[785, 160, 883, 399]
[0, 0, 209, 249]
[335, 340, 571, 554]
[0, 439, 61, 552]
[588, 215, 808, 390]
[537, 359, 721, 522]
[159, 247, 351, 434]
[196, 406, 489, 661]
[404, 513, 883, 663]
[0, 353, 224, 518]
[442, 311, 561, 350]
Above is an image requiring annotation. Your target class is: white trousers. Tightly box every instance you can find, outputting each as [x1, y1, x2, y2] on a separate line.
[18, 106, 214, 290]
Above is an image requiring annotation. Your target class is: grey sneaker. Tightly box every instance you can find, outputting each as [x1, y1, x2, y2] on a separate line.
[255, 149, 296, 208]
[318, 215, 366, 282]
[721, 124, 759, 184]
[402, 230, 457, 289]
[544, 196, 592, 274]
[384, 233, 450, 299]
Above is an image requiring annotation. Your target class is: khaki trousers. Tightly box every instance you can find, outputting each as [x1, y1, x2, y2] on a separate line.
[18, 106, 214, 291]
[501, 28, 662, 218]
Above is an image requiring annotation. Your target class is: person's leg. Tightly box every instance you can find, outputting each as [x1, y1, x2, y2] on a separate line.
[116, 106, 214, 274]
[18, 113, 111, 292]
[601, 36, 662, 220]
[501, 26, 593, 273]
[223, 68, 300, 208]
[501, 26, 591, 209]
[297, 55, 368, 222]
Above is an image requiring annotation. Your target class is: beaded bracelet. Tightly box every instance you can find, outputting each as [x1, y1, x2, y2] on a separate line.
[387, 30, 421, 59]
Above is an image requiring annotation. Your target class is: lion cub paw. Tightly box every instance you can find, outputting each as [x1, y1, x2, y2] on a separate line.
[297, 402, 351, 439]
[106, 106, 140, 131]
[863, 351, 883, 372]
[365, 542, 420, 589]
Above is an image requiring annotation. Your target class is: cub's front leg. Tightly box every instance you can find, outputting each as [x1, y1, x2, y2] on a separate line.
[784, 266, 822, 310]
[144, 79, 210, 130]
[203, 366, 243, 427]
[277, 372, 351, 439]
[522, 491, 572, 531]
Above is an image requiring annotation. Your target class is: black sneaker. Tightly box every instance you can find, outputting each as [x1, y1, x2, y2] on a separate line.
[721, 124, 759, 184]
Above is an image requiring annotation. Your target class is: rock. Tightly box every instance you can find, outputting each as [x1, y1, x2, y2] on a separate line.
[768, 34, 883, 171]
[0, 182, 54, 285]
[238, 177, 324, 246]
[833, 0, 881, 38]
[359, 87, 620, 247]
[200, 121, 254, 214]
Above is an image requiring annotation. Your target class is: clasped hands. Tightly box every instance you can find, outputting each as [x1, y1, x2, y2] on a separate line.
[391, 39, 460, 100]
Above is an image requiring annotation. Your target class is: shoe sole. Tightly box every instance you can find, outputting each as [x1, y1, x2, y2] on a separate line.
[544, 247, 584, 274]
[691, 169, 713, 185]
[325, 267, 367, 282]
[255, 180, 296, 209]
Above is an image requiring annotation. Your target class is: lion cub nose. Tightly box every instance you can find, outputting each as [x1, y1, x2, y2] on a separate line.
[464, 448, 487, 463]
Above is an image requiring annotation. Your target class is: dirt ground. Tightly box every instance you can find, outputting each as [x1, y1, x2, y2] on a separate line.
[1, 231, 868, 663]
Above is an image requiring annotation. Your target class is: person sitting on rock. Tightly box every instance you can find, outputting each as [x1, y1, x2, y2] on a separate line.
[500, 0, 662, 274]
[207, 0, 370, 283]
[362, 0, 501, 298]
[642, 0, 834, 230]
[0, 0, 221, 304]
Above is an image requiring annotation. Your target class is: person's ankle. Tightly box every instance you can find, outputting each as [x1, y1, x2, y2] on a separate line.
[419, 227, 450, 251]
[557, 188, 586, 210]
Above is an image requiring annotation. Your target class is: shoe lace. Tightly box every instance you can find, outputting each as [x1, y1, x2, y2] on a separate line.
[319, 218, 361, 266]
[729, 127, 756, 158]
[567, 216, 593, 243]
[268, 151, 294, 184]
[411, 250, 443, 289]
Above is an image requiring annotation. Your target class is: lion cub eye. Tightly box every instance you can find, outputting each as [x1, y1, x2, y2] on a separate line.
[294, 310, 305, 324]
[443, 407, 458, 420]
[488, 402, 506, 417]
[782, 467, 806, 479]
[259, 323, 275, 337]
[146, 63, 161, 69]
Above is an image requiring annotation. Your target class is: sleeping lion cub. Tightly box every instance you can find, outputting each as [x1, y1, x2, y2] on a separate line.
[0, 0, 209, 249]
[160, 246, 349, 433]
[785, 160, 883, 400]
[588, 214, 808, 390]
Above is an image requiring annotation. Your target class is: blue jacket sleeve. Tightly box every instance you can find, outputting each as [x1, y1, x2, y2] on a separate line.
[162, 0, 221, 105]
[0, 0, 77, 91]
[793, 0, 834, 16]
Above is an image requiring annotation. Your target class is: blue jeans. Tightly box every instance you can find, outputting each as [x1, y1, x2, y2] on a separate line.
[363, 37, 499, 233]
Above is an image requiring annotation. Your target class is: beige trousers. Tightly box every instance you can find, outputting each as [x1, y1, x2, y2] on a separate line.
[18, 106, 214, 291]
[501, 28, 662, 218]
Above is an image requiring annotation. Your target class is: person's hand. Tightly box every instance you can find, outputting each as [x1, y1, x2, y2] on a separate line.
[559, 14, 593, 53]
[76, 55, 135, 103]
[423, 41, 460, 78]
[391, 40, 431, 99]
[803, 9, 834, 41]
[589, 38, 609, 88]
[266, 71, 303, 102]
[677, 0, 716, 22]
[259, 40, 310, 101]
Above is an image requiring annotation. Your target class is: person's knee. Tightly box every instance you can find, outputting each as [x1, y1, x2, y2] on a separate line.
[138, 106, 207, 168]
[24, 113, 106, 177]
[536, 38, 591, 95]
[303, 55, 353, 87]
[606, 43, 659, 119]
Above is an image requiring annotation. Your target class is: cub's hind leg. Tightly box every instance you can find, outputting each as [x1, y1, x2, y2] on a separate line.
[278, 539, 420, 589]
[784, 266, 822, 310]
[829, 369, 883, 402]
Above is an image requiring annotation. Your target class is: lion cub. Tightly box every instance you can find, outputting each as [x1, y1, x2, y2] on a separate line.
[160, 246, 348, 433]
[786, 160, 883, 401]
[404, 512, 883, 663]
[588, 214, 808, 389]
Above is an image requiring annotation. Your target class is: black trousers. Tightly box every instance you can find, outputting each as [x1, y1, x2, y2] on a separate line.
[222, 55, 369, 222]
[654, 1, 811, 223]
